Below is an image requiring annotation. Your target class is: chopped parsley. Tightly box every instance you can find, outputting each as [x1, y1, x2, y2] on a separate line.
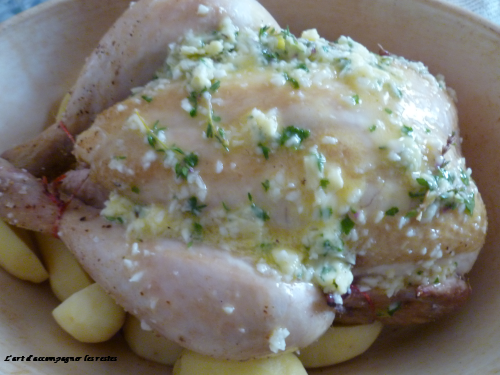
[405, 209, 418, 218]
[262, 49, 280, 62]
[258, 142, 270, 160]
[146, 121, 166, 149]
[206, 122, 214, 138]
[319, 207, 333, 219]
[260, 242, 274, 253]
[323, 239, 342, 253]
[104, 216, 124, 224]
[188, 91, 199, 117]
[464, 192, 475, 216]
[134, 113, 203, 180]
[251, 203, 270, 221]
[283, 72, 300, 89]
[385, 207, 399, 216]
[262, 179, 270, 192]
[279, 125, 310, 148]
[460, 168, 470, 186]
[409, 190, 427, 199]
[351, 94, 360, 105]
[206, 120, 229, 152]
[402, 125, 413, 136]
[215, 127, 229, 151]
[341, 215, 355, 235]
[281, 26, 296, 42]
[248, 193, 270, 221]
[333, 57, 351, 74]
[209, 80, 220, 92]
[387, 301, 402, 316]
[320, 179, 330, 189]
[416, 177, 430, 188]
[187, 196, 207, 216]
[258, 25, 273, 39]
[187, 80, 220, 118]
[313, 150, 326, 172]
[131, 186, 140, 194]
[175, 153, 199, 180]
[141, 95, 153, 103]
[296, 62, 309, 72]
[192, 222, 203, 240]
[390, 85, 403, 99]
[436, 166, 453, 182]
[409, 165, 476, 215]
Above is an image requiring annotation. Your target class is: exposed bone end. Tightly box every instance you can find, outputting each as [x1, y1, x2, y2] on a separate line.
[60, 168, 109, 209]
[1, 123, 75, 179]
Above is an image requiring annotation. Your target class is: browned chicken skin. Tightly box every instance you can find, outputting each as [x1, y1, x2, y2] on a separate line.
[334, 278, 471, 325]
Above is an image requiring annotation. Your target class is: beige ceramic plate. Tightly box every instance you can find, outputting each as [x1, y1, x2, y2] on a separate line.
[0, 0, 499, 373]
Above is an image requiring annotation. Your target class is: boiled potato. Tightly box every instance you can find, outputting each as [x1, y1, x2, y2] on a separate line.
[35, 233, 93, 301]
[52, 283, 125, 343]
[173, 350, 307, 375]
[297, 322, 383, 368]
[0, 219, 48, 283]
[123, 314, 183, 365]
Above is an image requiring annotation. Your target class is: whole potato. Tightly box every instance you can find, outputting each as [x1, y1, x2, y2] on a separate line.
[173, 350, 307, 375]
[297, 322, 383, 368]
[123, 314, 183, 365]
[52, 283, 125, 343]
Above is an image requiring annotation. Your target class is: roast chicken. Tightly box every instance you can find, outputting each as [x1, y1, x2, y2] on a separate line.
[0, 0, 487, 361]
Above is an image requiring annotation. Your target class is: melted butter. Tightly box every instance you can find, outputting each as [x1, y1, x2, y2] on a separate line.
[90, 17, 480, 297]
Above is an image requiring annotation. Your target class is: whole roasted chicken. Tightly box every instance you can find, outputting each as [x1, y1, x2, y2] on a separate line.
[0, 0, 487, 361]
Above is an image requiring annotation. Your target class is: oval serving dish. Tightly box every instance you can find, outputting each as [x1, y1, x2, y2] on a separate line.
[0, 0, 499, 373]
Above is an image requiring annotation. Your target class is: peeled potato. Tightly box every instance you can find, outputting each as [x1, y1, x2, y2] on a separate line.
[35, 233, 93, 301]
[0, 219, 48, 283]
[52, 283, 125, 343]
[123, 314, 183, 365]
[173, 350, 307, 375]
[297, 322, 383, 368]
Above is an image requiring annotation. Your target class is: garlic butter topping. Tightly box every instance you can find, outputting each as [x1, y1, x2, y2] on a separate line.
[75, 17, 485, 300]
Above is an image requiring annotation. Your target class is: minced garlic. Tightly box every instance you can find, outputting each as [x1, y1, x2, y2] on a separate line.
[93, 16, 479, 300]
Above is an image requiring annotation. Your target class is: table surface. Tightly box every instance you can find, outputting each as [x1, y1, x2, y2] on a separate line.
[1, 0, 499, 24]
[0, 0, 49, 22]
